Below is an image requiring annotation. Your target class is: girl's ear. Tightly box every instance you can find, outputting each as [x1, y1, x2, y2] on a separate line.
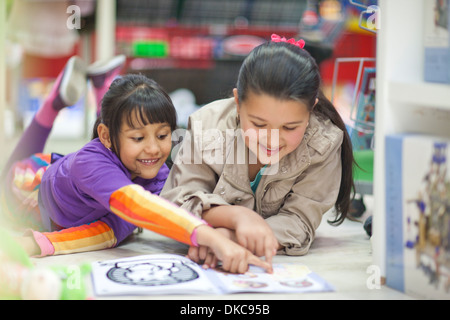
[97, 123, 112, 150]
[233, 88, 240, 114]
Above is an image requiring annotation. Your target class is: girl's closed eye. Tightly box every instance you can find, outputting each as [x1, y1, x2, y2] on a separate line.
[252, 122, 266, 128]
[132, 136, 144, 142]
[253, 122, 297, 131]
[157, 127, 171, 140]
[158, 134, 169, 140]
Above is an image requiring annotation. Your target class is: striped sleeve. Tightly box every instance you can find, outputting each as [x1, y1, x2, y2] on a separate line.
[109, 184, 205, 246]
[28, 220, 117, 257]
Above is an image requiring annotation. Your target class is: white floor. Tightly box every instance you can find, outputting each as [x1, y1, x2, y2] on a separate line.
[30, 202, 414, 300]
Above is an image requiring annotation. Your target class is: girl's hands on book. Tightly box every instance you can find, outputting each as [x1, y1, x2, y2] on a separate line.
[190, 225, 273, 274]
[202, 205, 279, 266]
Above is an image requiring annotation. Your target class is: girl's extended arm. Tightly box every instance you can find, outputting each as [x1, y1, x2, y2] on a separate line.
[111, 185, 272, 273]
[18, 184, 272, 273]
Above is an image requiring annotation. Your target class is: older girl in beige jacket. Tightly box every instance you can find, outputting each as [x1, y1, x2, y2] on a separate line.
[161, 35, 354, 267]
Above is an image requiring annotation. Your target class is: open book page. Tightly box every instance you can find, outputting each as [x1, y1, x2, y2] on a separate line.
[91, 254, 219, 296]
[91, 254, 334, 296]
[206, 263, 334, 294]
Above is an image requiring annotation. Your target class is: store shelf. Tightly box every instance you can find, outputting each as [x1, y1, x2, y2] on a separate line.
[388, 80, 450, 110]
[373, 0, 450, 290]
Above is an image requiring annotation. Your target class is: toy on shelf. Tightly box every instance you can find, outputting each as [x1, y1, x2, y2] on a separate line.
[408, 142, 450, 292]
[385, 135, 450, 298]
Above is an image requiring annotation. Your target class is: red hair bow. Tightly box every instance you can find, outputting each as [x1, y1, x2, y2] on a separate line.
[271, 34, 305, 49]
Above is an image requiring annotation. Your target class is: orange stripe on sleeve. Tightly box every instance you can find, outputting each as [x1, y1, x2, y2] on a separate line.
[43, 220, 116, 255]
[109, 185, 205, 246]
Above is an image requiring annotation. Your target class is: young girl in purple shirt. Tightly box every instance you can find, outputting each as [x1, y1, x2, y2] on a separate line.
[1, 56, 271, 274]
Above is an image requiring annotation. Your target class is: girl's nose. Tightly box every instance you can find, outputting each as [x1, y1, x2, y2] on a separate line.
[261, 128, 280, 147]
[144, 139, 160, 155]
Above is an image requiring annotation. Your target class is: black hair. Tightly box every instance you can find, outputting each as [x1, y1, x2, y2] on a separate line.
[236, 41, 355, 226]
[92, 74, 177, 157]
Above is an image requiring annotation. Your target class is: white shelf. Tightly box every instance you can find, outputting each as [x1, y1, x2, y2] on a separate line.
[372, 0, 450, 285]
[388, 80, 450, 110]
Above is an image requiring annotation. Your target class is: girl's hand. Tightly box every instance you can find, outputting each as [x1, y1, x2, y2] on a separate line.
[231, 206, 279, 265]
[187, 244, 218, 269]
[203, 205, 279, 265]
[187, 227, 231, 269]
[193, 225, 273, 274]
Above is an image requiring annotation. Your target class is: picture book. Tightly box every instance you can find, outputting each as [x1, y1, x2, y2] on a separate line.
[424, 0, 450, 83]
[91, 254, 334, 296]
[385, 134, 450, 299]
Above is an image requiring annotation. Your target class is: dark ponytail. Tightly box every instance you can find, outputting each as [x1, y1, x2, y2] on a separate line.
[314, 90, 355, 225]
[237, 41, 355, 225]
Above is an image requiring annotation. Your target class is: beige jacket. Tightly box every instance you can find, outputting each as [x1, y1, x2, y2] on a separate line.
[161, 98, 343, 255]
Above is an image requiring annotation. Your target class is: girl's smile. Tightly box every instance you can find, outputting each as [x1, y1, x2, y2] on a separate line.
[137, 158, 160, 166]
[259, 144, 281, 157]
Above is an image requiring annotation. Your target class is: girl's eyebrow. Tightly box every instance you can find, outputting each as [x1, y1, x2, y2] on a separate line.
[248, 115, 304, 125]
[156, 123, 171, 129]
[124, 123, 171, 132]
[123, 125, 144, 132]
[124, 126, 141, 131]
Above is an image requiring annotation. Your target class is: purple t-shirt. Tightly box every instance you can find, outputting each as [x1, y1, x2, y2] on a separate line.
[38, 138, 169, 244]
